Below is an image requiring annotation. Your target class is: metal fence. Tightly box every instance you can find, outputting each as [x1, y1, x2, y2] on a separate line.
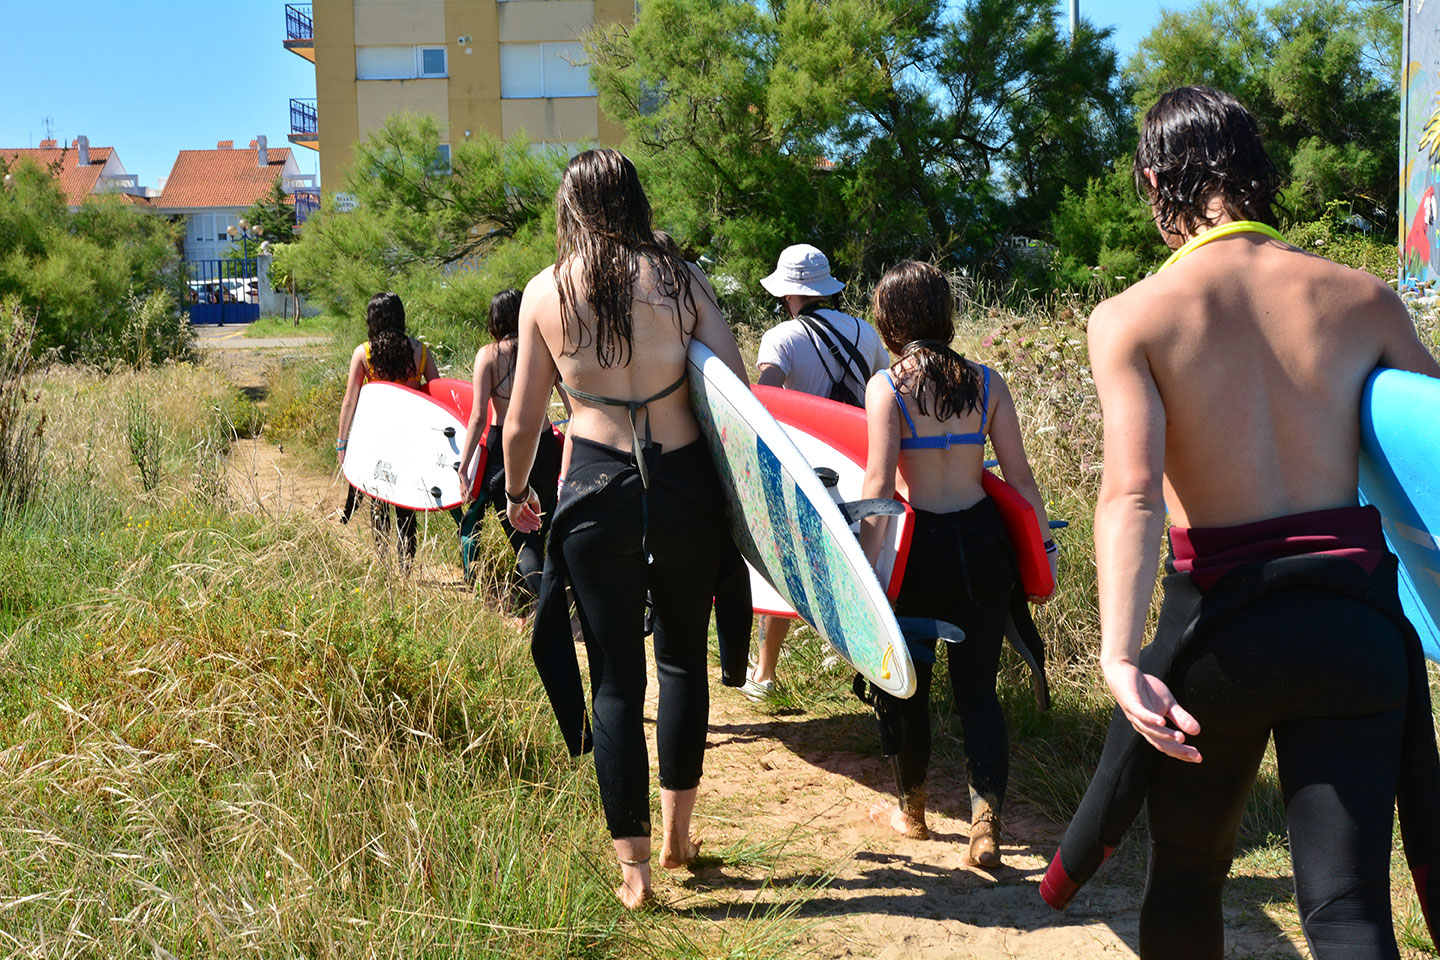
[294, 189, 320, 225]
[285, 4, 313, 41]
[290, 98, 318, 138]
[185, 259, 260, 326]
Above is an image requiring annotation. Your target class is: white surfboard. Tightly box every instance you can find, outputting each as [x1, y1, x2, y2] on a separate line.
[687, 340, 916, 698]
[747, 420, 913, 619]
[343, 381, 467, 511]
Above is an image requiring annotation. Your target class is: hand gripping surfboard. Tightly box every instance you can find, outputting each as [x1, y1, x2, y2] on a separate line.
[687, 341, 923, 698]
[752, 385, 1056, 600]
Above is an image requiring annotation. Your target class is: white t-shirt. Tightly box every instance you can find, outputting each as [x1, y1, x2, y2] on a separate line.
[756, 308, 890, 400]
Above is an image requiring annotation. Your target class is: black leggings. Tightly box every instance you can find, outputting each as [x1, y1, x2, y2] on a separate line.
[1141, 587, 1408, 959]
[463, 423, 561, 604]
[873, 500, 1014, 807]
[561, 437, 728, 839]
[370, 500, 417, 561]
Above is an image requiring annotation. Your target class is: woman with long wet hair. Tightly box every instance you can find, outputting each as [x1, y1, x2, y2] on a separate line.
[502, 149, 750, 908]
[336, 291, 439, 565]
[456, 288, 564, 611]
[859, 261, 1055, 868]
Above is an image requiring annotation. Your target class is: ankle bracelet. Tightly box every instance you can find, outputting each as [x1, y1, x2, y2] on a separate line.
[618, 855, 650, 866]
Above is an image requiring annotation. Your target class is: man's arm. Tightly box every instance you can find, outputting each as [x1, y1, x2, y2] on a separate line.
[1089, 300, 1202, 762]
[756, 364, 787, 387]
[1373, 282, 1440, 378]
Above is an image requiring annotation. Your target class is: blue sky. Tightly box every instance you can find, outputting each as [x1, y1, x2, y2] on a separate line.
[0, 1, 1203, 191]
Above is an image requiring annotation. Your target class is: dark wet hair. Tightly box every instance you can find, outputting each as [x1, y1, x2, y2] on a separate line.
[1134, 85, 1284, 238]
[554, 149, 701, 367]
[487, 288, 522, 342]
[872, 261, 981, 420]
[365, 291, 415, 383]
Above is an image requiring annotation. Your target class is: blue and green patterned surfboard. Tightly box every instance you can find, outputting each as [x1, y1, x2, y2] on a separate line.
[687, 340, 916, 698]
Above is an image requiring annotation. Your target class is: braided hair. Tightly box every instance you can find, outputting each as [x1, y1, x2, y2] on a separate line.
[365, 291, 415, 383]
[872, 261, 981, 420]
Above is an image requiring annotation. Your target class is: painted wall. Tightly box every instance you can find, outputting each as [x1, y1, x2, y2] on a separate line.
[1402, 0, 1440, 287]
[502, 96, 599, 141]
[354, 0, 445, 45]
[313, 0, 633, 196]
[314, 0, 360, 194]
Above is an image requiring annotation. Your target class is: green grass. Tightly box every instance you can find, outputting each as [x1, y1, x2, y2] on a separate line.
[0, 363, 817, 958]
[244, 313, 356, 340]
[4, 289, 1439, 956]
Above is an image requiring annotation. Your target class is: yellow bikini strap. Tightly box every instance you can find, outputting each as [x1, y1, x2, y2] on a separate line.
[1158, 220, 1285, 272]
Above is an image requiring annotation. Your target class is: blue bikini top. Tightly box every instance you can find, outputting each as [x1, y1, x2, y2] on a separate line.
[883, 364, 990, 450]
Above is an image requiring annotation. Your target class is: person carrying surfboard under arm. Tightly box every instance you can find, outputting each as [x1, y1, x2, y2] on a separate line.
[501, 149, 752, 910]
[456, 288, 566, 617]
[336, 291, 440, 569]
[858, 259, 1056, 868]
[745, 244, 891, 702]
[1041, 86, 1440, 958]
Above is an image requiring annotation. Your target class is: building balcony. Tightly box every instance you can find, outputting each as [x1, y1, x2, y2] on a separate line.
[288, 98, 318, 151]
[293, 189, 320, 225]
[284, 4, 314, 63]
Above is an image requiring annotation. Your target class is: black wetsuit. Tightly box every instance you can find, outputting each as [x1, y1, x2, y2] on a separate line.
[525, 366, 751, 839]
[1042, 506, 1440, 959]
[871, 498, 1015, 811]
[460, 421, 562, 604]
[534, 435, 743, 838]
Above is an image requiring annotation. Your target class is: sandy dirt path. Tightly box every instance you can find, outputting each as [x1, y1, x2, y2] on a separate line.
[200, 331, 1314, 959]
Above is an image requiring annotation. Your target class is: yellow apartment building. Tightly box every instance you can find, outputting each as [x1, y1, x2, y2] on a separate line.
[282, 0, 632, 196]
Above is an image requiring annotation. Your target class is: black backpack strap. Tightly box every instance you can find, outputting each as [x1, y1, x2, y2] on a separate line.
[797, 310, 870, 388]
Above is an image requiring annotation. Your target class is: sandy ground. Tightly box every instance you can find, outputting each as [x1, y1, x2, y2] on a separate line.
[200, 329, 1313, 960]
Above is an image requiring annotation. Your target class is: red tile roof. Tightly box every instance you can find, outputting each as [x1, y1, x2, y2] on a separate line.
[158, 146, 292, 209]
[1, 144, 116, 206]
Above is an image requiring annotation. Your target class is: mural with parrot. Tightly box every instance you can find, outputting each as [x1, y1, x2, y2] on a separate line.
[1403, 0, 1440, 286]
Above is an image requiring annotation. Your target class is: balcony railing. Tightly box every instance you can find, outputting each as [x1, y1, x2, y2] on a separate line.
[293, 189, 320, 225]
[285, 4, 313, 42]
[289, 98, 318, 137]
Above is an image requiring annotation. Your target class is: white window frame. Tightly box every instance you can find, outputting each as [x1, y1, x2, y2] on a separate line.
[500, 41, 596, 99]
[418, 46, 447, 78]
[356, 45, 449, 81]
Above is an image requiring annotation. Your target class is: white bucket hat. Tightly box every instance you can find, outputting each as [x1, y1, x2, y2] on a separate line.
[760, 244, 845, 298]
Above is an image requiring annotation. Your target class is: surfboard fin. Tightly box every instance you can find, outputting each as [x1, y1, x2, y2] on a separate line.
[895, 616, 965, 652]
[1005, 610, 1051, 712]
[837, 497, 905, 525]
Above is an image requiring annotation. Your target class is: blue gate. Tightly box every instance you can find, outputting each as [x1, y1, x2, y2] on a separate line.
[186, 259, 260, 325]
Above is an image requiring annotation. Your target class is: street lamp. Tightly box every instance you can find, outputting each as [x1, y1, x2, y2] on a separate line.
[226, 218, 265, 260]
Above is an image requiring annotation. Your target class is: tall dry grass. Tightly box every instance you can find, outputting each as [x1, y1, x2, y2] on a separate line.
[0, 363, 812, 958]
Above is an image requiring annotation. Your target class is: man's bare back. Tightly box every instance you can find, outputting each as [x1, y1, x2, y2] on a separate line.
[1090, 231, 1440, 529]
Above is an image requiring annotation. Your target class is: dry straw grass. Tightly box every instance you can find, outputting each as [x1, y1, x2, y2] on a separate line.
[2, 286, 1438, 956]
[0, 362, 812, 958]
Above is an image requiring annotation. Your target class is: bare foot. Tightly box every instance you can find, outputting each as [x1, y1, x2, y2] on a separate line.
[869, 802, 930, 839]
[659, 835, 701, 870]
[615, 879, 655, 910]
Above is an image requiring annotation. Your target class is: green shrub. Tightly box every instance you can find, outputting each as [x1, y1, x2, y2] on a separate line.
[0, 158, 185, 363]
[1285, 202, 1398, 281]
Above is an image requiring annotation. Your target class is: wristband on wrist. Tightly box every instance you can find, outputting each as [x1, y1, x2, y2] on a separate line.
[335, 439, 347, 451]
[505, 484, 532, 505]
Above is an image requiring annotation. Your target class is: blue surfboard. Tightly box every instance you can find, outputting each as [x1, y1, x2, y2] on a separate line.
[1358, 368, 1440, 661]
